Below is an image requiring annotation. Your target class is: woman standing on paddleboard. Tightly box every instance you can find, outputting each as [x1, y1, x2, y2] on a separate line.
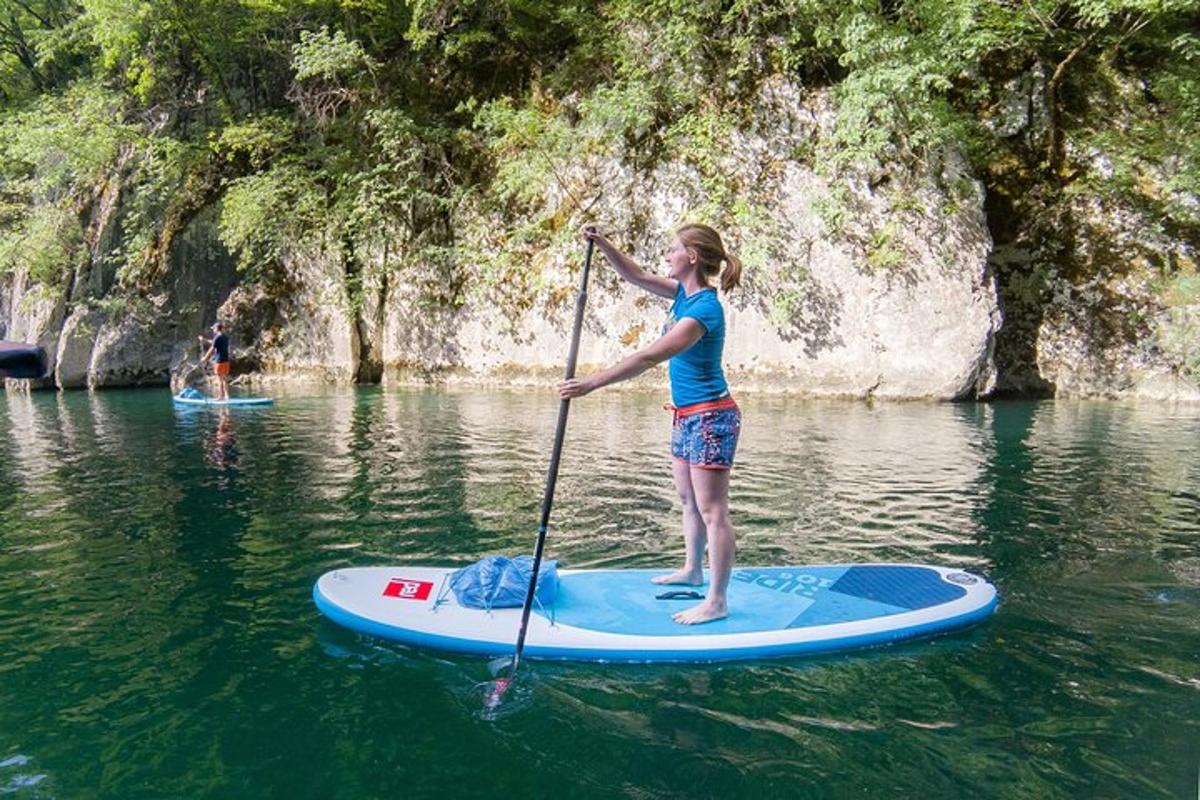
[559, 223, 742, 625]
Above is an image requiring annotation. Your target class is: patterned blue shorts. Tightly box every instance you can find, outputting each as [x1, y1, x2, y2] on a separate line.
[670, 397, 742, 470]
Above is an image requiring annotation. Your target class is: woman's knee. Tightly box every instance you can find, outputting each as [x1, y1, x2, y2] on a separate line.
[673, 468, 697, 508]
[697, 503, 729, 532]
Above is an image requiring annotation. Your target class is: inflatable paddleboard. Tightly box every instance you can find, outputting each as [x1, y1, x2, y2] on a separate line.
[173, 394, 273, 407]
[313, 564, 998, 663]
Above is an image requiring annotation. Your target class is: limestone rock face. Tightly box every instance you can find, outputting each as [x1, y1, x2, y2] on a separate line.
[4, 203, 242, 390]
[89, 313, 178, 388]
[982, 64, 1200, 403]
[218, 248, 359, 384]
[55, 307, 104, 389]
[1023, 159, 1200, 403]
[13, 72, 1197, 402]
[85, 203, 243, 388]
[1036, 272, 1200, 402]
[383, 80, 1001, 400]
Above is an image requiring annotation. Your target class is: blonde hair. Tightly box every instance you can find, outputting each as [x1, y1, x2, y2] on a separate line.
[676, 224, 742, 293]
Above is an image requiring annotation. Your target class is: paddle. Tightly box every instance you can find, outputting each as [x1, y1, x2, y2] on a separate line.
[190, 333, 214, 388]
[485, 238, 595, 708]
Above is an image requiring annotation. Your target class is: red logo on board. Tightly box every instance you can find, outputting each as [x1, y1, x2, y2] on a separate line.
[382, 578, 433, 600]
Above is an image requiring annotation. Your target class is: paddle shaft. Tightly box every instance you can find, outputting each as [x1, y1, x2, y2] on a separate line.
[509, 239, 595, 673]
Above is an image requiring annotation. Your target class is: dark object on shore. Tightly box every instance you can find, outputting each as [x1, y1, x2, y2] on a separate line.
[0, 342, 48, 379]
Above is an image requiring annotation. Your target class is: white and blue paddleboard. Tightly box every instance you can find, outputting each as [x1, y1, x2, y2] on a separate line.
[173, 394, 274, 407]
[313, 564, 998, 663]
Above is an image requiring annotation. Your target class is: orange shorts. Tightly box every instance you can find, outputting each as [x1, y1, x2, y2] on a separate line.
[214, 361, 230, 376]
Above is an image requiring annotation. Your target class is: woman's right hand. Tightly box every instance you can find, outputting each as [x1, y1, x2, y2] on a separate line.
[558, 376, 595, 399]
[580, 224, 608, 248]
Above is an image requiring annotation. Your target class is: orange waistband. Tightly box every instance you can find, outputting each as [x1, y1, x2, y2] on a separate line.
[665, 396, 738, 418]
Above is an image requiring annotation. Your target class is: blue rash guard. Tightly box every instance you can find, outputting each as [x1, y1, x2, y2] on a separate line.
[664, 283, 729, 407]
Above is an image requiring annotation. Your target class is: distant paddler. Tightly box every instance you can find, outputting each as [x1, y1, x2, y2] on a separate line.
[0, 341, 48, 380]
[197, 322, 231, 401]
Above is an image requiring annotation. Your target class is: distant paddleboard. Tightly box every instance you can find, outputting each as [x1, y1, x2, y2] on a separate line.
[173, 394, 273, 407]
[314, 564, 998, 663]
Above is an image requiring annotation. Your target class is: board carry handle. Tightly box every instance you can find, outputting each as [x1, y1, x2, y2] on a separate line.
[655, 590, 706, 601]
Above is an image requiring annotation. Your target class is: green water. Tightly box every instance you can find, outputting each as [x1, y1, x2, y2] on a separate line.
[1, 388, 1197, 799]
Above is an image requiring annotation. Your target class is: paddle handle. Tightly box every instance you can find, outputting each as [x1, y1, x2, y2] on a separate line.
[509, 239, 594, 671]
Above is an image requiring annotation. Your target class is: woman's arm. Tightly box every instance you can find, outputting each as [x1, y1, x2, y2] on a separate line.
[559, 319, 704, 398]
[584, 226, 677, 300]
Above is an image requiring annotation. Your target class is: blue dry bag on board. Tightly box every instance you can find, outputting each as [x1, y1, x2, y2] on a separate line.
[179, 387, 206, 400]
[449, 555, 558, 610]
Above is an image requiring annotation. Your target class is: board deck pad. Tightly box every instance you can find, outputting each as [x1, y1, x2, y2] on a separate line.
[314, 564, 998, 663]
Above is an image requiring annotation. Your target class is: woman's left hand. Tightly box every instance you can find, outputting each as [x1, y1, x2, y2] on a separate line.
[558, 377, 594, 399]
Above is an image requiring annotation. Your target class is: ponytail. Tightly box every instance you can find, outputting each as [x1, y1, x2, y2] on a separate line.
[719, 251, 742, 293]
[676, 223, 742, 293]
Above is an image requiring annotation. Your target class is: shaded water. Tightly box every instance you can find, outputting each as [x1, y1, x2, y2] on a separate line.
[0, 387, 1197, 798]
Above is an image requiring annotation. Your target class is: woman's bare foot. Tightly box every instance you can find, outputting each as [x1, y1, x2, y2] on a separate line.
[672, 600, 728, 625]
[651, 569, 704, 586]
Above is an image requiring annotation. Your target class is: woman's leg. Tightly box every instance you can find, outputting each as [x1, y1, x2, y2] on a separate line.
[673, 467, 733, 624]
[652, 459, 707, 585]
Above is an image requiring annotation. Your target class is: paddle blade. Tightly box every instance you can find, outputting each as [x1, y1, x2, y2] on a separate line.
[484, 676, 510, 709]
[480, 656, 515, 715]
[476, 670, 536, 721]
[476, 655, 533, 719]
[487, 656, 514, 678]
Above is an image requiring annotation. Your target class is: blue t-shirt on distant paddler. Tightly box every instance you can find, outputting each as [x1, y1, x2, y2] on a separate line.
[212, 333, 229, 363]
[665, 283, 729, 407]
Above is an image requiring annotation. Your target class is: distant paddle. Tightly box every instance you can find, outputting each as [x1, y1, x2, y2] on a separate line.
[484, 239, 595, 711]
[0, 342, 48, 380]
[173, 335, 209, 393]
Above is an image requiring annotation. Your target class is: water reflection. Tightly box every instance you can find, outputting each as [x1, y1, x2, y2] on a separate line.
[200, 408, 238, 470]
